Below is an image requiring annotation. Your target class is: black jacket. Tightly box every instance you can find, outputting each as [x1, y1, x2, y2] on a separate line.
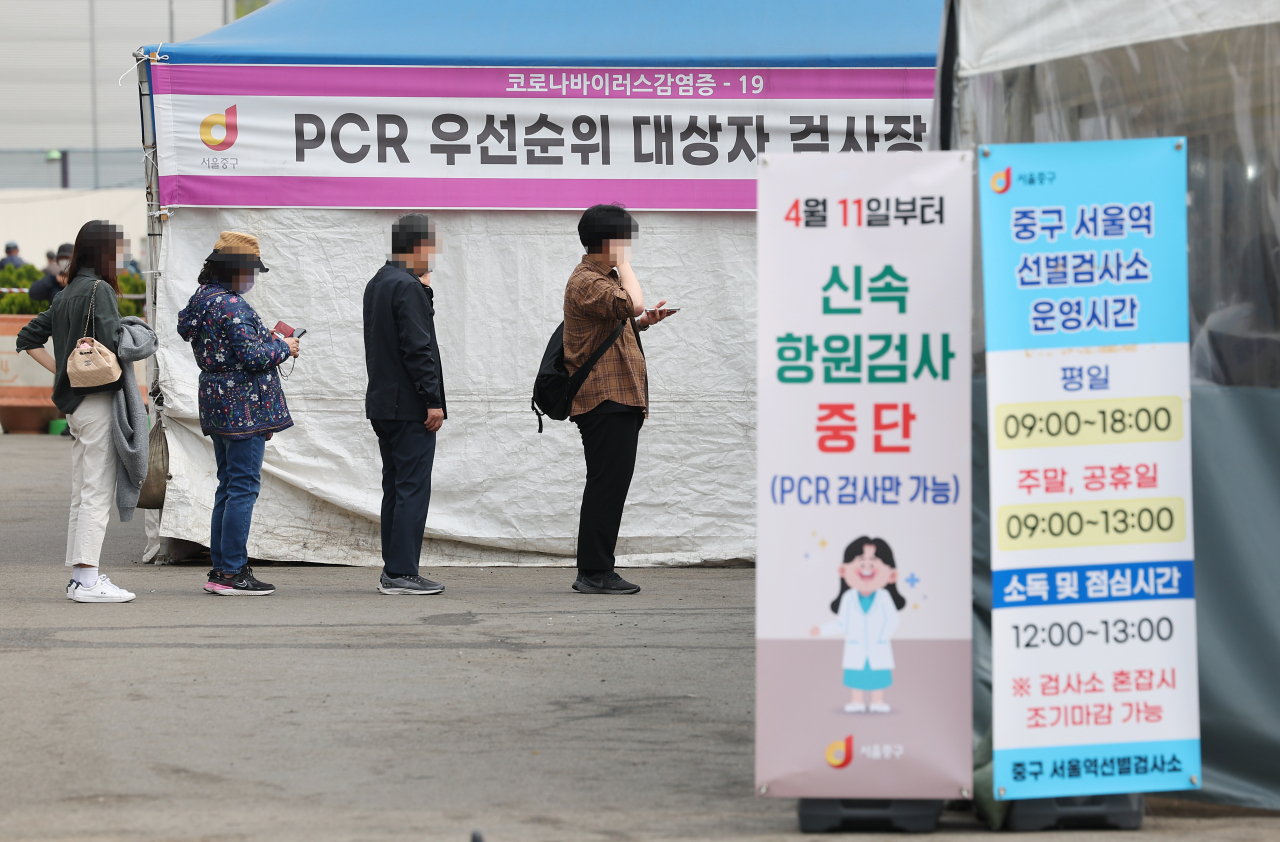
[16, 271, 122, 414]
[363, 261, 447, 421]
[28, 273, 64, 303]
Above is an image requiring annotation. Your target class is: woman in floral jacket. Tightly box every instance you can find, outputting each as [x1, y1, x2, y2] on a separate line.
[177, 231, 300, 596]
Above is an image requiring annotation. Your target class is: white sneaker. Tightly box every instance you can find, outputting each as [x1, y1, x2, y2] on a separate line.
[869, 702, 892, 713]
[844, 702, 867, 713]
[70, 575, 136, 603]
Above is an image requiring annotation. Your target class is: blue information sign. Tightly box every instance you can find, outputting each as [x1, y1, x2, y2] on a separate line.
[980, 138, 1200, 802]
[980, 139, 1188, 352]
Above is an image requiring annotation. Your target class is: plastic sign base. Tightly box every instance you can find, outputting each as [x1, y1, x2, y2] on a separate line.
[797, 799, 944, 833]
[1005, 793, 1144, 832]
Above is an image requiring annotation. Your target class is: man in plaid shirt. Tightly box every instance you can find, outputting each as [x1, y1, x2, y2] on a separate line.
[564, 204, 673, 594]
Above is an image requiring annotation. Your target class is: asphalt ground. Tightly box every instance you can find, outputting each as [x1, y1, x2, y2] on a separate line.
[2, 434, 1277, 841]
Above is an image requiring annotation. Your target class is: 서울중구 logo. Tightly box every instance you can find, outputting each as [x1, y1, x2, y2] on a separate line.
[825, 736, 853, 768]
[989, 166, 1012, 194]
[200, 105, 238, 151]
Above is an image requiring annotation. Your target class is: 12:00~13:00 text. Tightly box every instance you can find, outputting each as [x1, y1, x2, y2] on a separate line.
[1010, 617, 1175, 648]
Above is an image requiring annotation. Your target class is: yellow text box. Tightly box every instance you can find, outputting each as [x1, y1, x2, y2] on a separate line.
[994, 396, 1183, 449]
[997, 497, 1186, 551]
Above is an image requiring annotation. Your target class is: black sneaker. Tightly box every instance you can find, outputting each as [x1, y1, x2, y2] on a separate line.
[572, 571, 641, 595]
[378, 572, 445, 595]
[204, 566, 275, 596]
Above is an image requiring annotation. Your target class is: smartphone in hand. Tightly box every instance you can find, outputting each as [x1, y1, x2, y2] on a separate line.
[273, 321, 306, 338]
[645, 307, 679, 316]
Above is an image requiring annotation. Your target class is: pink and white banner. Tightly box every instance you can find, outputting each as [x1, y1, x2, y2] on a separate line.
[755, 152, 973, 798]
[151, 63, 934, 210]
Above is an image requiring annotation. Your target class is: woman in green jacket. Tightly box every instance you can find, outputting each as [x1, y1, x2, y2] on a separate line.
[17, 220, 136, 603]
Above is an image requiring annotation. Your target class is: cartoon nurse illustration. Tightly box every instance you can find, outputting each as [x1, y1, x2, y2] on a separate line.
[810, 536, 907, 713]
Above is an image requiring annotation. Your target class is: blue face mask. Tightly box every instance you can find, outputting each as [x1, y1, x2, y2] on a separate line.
[226, 270, 255, 294]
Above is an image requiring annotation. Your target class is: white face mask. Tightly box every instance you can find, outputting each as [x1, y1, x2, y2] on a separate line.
[57, 257, 70, 271]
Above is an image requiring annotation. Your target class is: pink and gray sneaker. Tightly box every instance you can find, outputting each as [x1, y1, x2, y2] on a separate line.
[204, 566, 275, 596]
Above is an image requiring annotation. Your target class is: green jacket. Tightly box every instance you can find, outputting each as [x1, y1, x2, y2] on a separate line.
[16, 270, 123, 415]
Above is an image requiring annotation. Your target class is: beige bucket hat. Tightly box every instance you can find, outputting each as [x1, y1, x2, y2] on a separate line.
[208, 230, 269, 271]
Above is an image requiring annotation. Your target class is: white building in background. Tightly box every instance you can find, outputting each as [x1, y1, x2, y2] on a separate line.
[0, 1, 251, 263]
[0, 0, 239, 185]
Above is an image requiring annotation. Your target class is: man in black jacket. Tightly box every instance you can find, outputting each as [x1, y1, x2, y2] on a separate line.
[363, 214, 447, 595]
[28, 243, 73, 303]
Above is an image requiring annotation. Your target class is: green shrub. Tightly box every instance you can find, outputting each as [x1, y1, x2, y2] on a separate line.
[118, 271, 145, 295]
[0, 270, 145, 316]
[0, 264, 41, 290]
[117, 271, 144, 317]
[0, 292, 48, 314]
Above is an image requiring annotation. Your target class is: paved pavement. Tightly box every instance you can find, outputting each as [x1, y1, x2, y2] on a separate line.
[2, 434, 1278, 841]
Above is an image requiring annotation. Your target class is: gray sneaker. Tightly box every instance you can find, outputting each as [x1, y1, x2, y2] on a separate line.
[378, 572, 445, 595]
[572, 571, 641, 595]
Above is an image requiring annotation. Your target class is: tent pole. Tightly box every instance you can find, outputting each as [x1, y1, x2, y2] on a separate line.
[135, 48, 163, 402]
[135, 49, 162, 291]
[136, 48, 167, 563]
[930, 0, 959, 151]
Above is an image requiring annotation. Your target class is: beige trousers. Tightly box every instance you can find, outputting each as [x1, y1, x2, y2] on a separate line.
[65, 393, 118, 567]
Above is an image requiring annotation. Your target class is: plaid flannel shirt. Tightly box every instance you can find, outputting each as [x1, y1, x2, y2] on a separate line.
[563, 258, 648, 417]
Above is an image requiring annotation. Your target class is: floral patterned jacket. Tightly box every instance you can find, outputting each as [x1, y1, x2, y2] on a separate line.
[177, 283, 293, 439]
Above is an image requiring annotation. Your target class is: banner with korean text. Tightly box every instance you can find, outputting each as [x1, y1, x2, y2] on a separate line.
[150, 63, 932, 210]
[979, 138, 1201, 801]
[755, 153, 973, 798]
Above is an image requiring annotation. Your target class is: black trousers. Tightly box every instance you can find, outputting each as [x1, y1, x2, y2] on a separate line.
[574, 410, 643, 573]
[371, 419, 436, 577]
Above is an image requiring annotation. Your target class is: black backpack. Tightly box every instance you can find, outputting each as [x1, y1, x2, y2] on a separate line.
[531, 319, 627, 432]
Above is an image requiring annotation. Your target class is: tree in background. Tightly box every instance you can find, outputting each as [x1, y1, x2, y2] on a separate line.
[236, 0, 270, 18]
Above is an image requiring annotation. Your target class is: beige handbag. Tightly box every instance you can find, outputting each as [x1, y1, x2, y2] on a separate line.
[66, 279, 122, 391]
[136, 413, 169, 510]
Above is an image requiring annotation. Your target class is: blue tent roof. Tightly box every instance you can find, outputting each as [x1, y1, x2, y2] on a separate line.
[147, 0, 942, 67]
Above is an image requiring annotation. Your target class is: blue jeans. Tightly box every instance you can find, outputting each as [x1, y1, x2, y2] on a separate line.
[210, 434, 265, 574]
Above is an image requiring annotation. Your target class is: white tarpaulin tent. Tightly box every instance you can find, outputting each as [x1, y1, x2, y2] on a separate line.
[957, 0, 1280, 76]
[153, 208, 758, 566]
[139, 0, 944, 566]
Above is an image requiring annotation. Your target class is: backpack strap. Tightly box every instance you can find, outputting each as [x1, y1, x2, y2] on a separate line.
[630, 318, 645, 357]
[566, 318, 628, 403]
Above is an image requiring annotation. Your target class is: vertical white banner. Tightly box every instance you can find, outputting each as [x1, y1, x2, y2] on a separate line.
[980, 138, 1201, 801]
[756, 152, 973, 799]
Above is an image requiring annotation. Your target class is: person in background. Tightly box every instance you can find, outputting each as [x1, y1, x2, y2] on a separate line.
[28, 243, 74, 303]
[43, 250, 58, 275]
[1, 241, 25, 269]
[16, 220, 136, 603]
[362, 213, 447, 596]
[177, 232, 299, 596]
[563, 204, 672, 595]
